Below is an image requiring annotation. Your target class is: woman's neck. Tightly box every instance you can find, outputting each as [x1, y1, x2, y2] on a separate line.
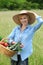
[20, 24, 28, 31]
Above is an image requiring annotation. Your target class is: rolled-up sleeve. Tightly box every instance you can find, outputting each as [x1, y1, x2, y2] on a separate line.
[33, 16, 43, 32]
[7, 27, 17, 44]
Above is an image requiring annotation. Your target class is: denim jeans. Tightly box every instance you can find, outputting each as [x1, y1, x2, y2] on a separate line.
[11, 55, 28, 65]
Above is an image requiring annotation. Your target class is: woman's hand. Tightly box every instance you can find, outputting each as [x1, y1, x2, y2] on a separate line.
[20, 44, 24, 48]
[33, 12, 39, 18]
[31, 11, 39, 18]
[11, 41, 16, 45]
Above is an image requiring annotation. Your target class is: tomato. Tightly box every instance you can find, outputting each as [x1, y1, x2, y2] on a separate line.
[0, 41, 5, 45]
[4, 43, 9, 47]
[0, 41, 9, 47]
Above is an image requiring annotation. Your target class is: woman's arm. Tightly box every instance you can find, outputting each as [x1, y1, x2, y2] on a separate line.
[32, 12, 43, 32]
[7, 27, 17, 44]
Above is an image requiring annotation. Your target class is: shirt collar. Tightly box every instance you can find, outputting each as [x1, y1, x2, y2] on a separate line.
[18, 24, 30, 30]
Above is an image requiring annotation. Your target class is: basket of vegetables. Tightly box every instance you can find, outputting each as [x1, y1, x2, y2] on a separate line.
[0, 41, 22, 57]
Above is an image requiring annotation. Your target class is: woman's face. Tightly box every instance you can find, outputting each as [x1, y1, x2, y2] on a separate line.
[19, 14, 29, 26]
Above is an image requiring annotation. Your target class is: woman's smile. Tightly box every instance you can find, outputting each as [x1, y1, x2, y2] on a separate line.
[19, 14, 29, 26]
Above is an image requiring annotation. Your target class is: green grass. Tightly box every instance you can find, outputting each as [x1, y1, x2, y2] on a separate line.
[0, 10, 43, 65]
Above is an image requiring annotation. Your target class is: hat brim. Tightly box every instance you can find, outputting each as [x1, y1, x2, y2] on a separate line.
[13, 12, 35, 25]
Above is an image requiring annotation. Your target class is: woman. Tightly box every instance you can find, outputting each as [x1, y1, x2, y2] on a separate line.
[1, 10, 43, 65]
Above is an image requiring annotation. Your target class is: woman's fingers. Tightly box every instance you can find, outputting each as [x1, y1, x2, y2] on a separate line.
[20, 44, 24, 48]
[32, 12, 39, 17]
[30, 11, 39, 18]
[11, 41, 16, 45]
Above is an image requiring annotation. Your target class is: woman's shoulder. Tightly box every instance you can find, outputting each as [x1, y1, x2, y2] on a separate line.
[28, 24, 32, 28]
[13, 25, 20, 30]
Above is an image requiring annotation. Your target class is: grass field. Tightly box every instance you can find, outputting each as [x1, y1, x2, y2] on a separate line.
[0, 10, 43, 65]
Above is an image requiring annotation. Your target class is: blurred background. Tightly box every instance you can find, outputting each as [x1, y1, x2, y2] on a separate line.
[0, 0, 43, 65]
[0, 0, 43, 10]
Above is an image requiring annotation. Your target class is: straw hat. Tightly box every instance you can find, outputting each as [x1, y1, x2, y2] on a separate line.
[13, 10, 35, 25]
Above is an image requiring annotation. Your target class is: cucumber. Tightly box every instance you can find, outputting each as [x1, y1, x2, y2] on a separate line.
[9, 43, 18, 50]
[8, 42, 22, 52]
